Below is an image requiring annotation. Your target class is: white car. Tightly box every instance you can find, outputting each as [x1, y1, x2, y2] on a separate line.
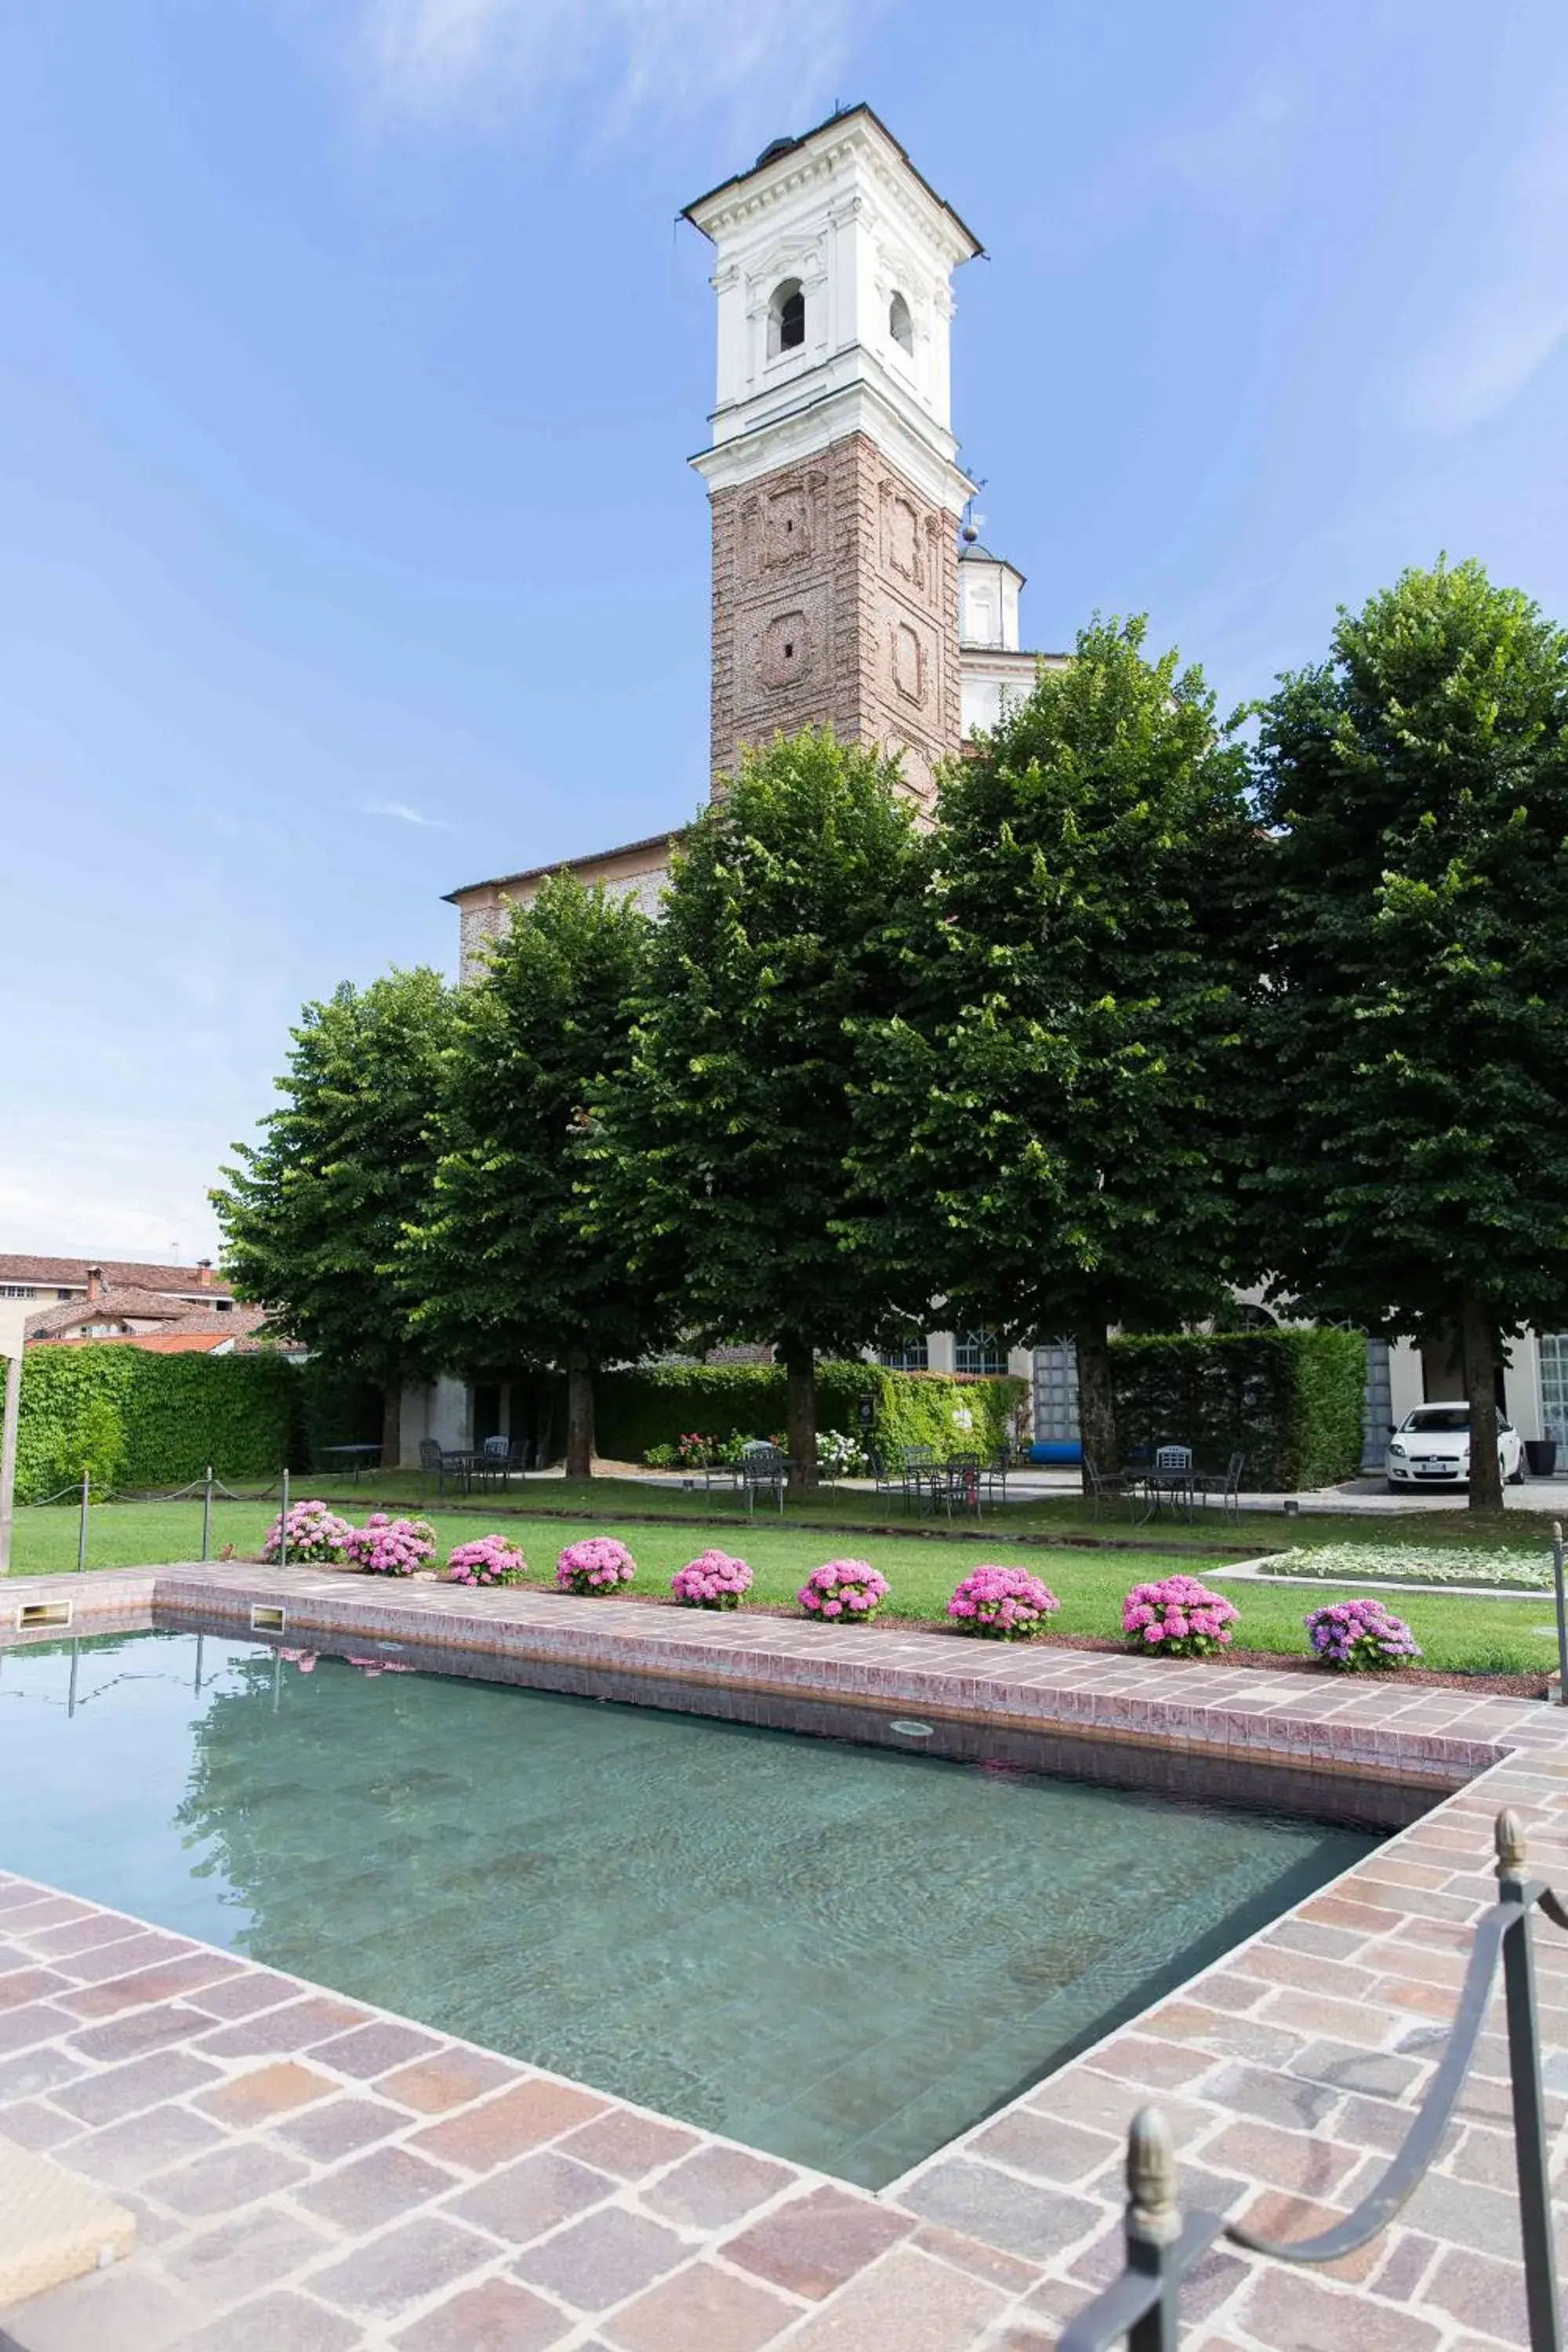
[1385, 1404, 1523, 1491]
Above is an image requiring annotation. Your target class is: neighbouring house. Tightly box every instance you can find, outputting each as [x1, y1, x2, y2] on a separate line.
[14, 1259, 299, 1357]
[0, 1254, 235, 1312]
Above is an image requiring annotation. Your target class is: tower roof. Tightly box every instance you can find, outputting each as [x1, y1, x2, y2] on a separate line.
[959, 540, 1026, 586]
[681, 103, 982, 260]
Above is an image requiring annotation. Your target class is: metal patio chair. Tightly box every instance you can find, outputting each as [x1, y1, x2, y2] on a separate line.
[737, 1442, 787, 1516]
[1080, 1453, 1126, 1524]
[1196, 1449, 1246, 1521]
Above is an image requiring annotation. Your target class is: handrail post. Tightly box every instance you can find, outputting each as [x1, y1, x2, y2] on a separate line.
[1495, 1812, 1564, 2352]
[1127, 2108, 1184, 2352]
[1552, 1524, 1567, 1708]
[201, 1465, 213, 1563]
[76, 1472, 89, 1575]
[278, 1468, 289, 1570]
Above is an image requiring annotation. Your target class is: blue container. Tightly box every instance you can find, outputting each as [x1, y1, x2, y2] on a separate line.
[1029, 1440, 1082, 1465]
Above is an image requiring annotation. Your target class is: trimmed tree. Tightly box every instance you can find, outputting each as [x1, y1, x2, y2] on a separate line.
[402, 875, 667, 1479]
[848, 617, 1260, 1481]
[598, 731, 922, 1485]
[212, 968, 456, 1465]
[1250, 558, 1568, 1511]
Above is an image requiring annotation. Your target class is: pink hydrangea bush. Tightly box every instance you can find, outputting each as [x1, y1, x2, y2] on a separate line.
[1123, 1573, 1240, 1658]
[797, 1559, 890, 1623]
[557, 1537, 637, 1595]
[947, 1564, 1060, 1639]
[447, 1534, 528, 1587]
[671, 1550, 753, 1610]
[261, 1499, 354, 1566]
[1305, 1597, 1421, 1671]
[343, 1513, 437, 1577]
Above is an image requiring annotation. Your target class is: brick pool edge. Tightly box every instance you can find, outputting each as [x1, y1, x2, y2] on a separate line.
[0, 1561, 1563, 2348]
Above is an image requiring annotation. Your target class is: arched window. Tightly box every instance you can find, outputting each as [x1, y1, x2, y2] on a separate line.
[768, 278, 805, 358]
[888, 290, 913, 354]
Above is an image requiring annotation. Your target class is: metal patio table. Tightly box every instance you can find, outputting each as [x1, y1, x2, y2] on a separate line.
[318, 1444, 384, 1483]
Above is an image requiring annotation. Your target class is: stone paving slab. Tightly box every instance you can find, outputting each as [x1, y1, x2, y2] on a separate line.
[0, 1563, 1565, 2344]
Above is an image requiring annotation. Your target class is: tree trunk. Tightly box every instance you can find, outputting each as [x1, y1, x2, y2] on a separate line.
[1075, 1317, 1118, 1494]
[565, 1357, 595, 1482]
[782, 1339, 818, 1490]
[379, 1383, 401, 1472]
[1458, 1294, 1504, 1513]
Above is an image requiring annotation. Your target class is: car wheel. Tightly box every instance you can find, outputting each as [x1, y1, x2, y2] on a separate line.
[1508, 1461, 1525, 1484]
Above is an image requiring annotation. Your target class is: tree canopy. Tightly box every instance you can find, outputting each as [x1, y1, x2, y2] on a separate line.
[848, 616, 1260, 1477]
[597, 730, 921, 1482]
[1250, 557, 1568, 1507]
[403, 874, 666, 1477]
[212, 967, 456, 1463]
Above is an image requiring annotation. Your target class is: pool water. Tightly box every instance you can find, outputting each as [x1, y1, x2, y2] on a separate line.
[0, 1632, 1375, 2186]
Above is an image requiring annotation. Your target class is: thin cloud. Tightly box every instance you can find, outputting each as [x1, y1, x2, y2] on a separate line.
[360, 0, 883, 131]
[361, 797, 452, 828]
[1407, 90, 1568, 435]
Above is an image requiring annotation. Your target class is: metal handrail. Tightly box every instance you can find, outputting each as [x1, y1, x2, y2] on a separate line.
[1059, 1808, 1566, 2351]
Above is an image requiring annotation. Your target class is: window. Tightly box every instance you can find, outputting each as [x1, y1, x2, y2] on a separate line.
[879, 1335, 929, 1374]
[0, 1284, 33, 1298]
[888, 290, 913, 354]
[956, 1331, 1007, 1376]
[1543, 1335, 1568, 1450]
[768, 278, 805, 358]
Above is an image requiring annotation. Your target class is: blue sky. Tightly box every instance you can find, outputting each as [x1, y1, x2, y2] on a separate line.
[3, 0, 1566, 1262]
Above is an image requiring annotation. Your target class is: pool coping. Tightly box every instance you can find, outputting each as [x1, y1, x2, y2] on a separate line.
[0, 1562, 1565, 2347]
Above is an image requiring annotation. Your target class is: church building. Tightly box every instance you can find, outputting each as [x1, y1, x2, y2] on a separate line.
[445, 105, 1059, 980]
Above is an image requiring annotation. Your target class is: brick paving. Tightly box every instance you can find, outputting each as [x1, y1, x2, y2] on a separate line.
[0, 1563, 1563, 2345]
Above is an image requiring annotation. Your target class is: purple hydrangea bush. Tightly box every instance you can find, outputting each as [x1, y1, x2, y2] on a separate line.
[947, 1564, 1060, 1639]
[446, 1534, 528, 1587]
[670, 1550, 753, 1610]
[1123, 1573, 1240, 1657]
[797, 1559, 890, 1623]
[260, 1499, 354, 1566]
[557, 1537, 637, 1595]
[343, 1513, 437, 1577]
[1305, 1597, 1421, 1671]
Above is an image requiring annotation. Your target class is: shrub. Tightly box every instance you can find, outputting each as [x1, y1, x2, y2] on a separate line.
[583, 1363, 1025, 1468]
[670, 1549, 753, 1609]
[1305, 1597, 1421, 1671]
[447, 1534, 528, 1587]
[1112, 1328, 1367, 1488]
[344, 1513, 437, 1576]
[676, 1431, 720, 1468]
[947, 1565, 1060, 1639]
[816, 1429, 865, 1479]
[1123, 1573, 1240, 1658]
[643, 1443, 678, 1468]
[262, 1499, 354, 1566]
[797, 1559, 890, 1622]
[557, 1537, 637, 1595]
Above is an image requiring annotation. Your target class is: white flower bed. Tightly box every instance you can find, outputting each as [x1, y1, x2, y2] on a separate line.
[1275, 1541, 1551, 1592]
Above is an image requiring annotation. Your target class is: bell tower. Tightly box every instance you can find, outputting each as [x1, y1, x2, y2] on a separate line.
[684, 107, 981, 809]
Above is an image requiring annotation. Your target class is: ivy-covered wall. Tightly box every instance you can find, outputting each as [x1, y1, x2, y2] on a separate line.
[590, 1361, 1025, 1464]
[1111, 1328, 1367, 1488]
[13, 1347, 380, 1501]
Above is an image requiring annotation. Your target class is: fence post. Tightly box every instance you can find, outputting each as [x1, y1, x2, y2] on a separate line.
[1495, 1812, 1564, 2352]
[1552, 1524, 1567, 1709]
[76, 1472, 89, 1575]
[278, 1468, 289, 1570]
[1126, 2108, 1185, 2352]
[201, 1467, 213, 1563]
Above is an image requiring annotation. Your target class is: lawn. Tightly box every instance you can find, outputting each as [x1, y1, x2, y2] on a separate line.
[9, 1493, 1563, 1675]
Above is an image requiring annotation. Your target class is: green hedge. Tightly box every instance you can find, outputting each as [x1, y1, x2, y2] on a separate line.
[1111, 1329, 1367, 1488]
[13, 1347, 381, 1502]
[590, 1361, 1025, 1464]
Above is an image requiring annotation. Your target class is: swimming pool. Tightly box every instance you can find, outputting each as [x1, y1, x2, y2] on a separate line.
[0, 1629, 1376, 2186]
